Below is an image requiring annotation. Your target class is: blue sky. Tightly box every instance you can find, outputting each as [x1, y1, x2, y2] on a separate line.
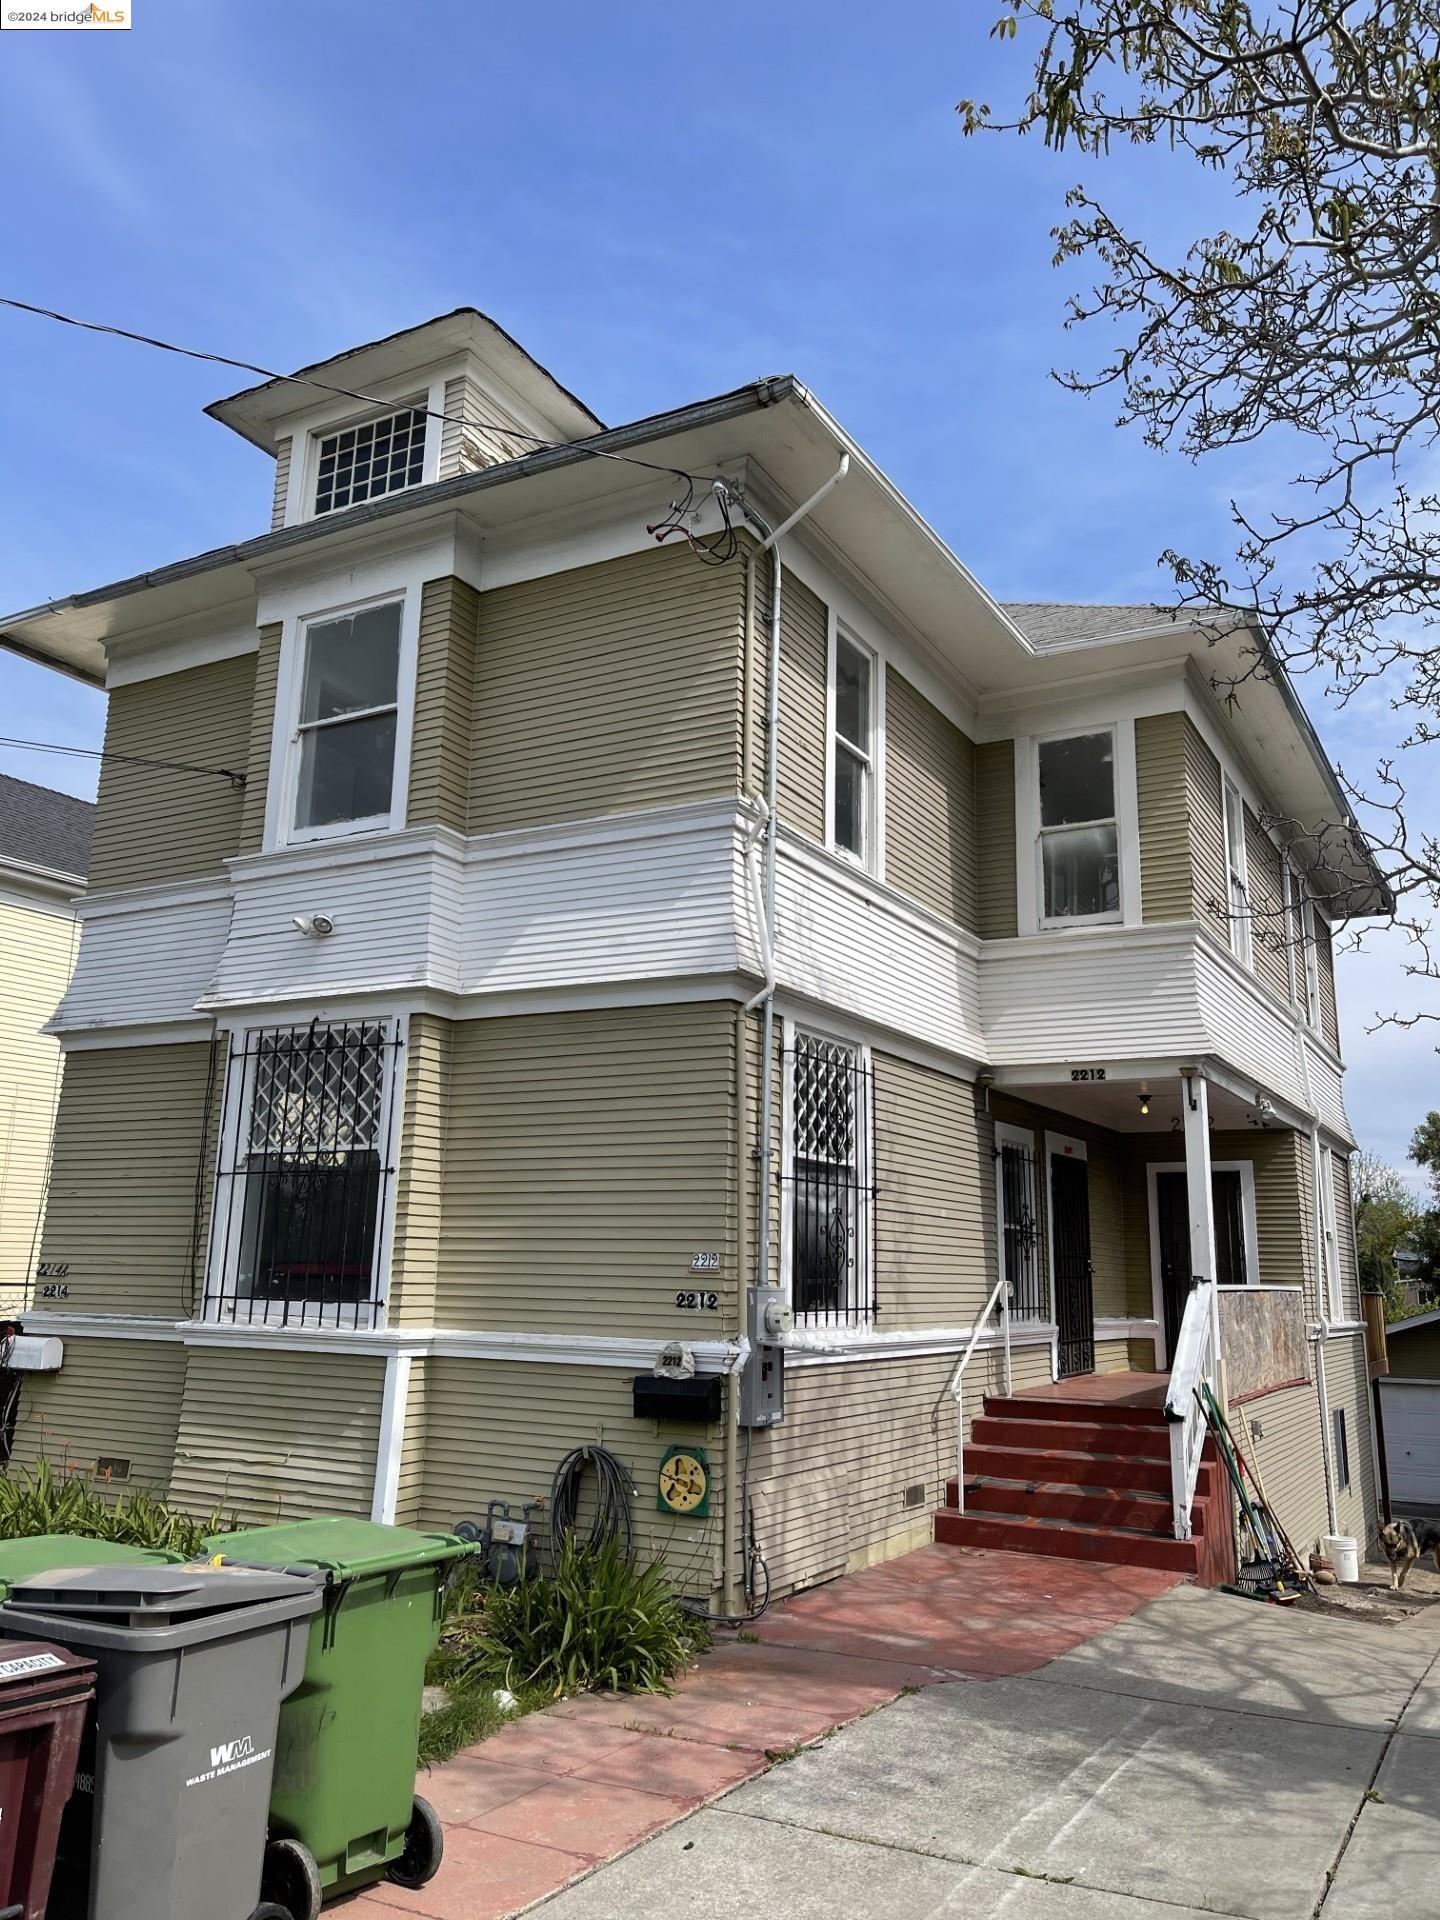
[1, 0, 1434, 1176]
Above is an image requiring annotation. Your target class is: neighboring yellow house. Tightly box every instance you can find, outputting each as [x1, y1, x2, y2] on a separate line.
[0, 774, 91, 1319]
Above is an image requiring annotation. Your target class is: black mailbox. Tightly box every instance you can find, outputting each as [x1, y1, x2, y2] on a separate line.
[631, 1373, 722, 1423]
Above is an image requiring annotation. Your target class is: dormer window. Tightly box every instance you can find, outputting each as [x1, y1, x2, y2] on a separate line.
[314, 405, 428, 516]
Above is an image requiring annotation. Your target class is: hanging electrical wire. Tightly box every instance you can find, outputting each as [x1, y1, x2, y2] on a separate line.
[0, 737, 244, 787]
[646, 476, 741, 568]
[0, 296, 723, 489]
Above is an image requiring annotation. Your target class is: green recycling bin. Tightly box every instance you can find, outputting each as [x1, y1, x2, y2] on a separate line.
[201, 1517, 470, 1913]
[0, 1535, 185, 1600]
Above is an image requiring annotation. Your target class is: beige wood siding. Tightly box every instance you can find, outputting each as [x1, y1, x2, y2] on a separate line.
[414, 1357, 725, 1591]
[466, 544, 744, 834]
[746, 1342, 1055, 1596]
[1315, 908, 1341, 1052]
[408, 577, 479, 833]
[771, 568, 827, 844]
[88, 654, 254, 891]
[270, 438, 292, 530]
[975, 739, 1018, 939]
[1386, 1322, 1440, 1377]
[1242, 1377, 1330, 1556]
[873, 1052, 989, 1328]
[8, 1336, 186, 1494]
[1246, 809, 1290, 1003]
[1185, 719, 1227, 934]
[388, 1013, 451, 1326]
[437, 372, 531, 477]
[883, 671, 978, 928]
[40, 1041, 217, 1317]
[434, 1004, 737, 1335]
[1325, 1332, 1379, 1548]
[0, 900, 78, 1314]
[170, 1346, 385, 1523]
[394, 1359, 428, 1528]
[1136, 712, 1191, 922]
[239, 624, 282, 853]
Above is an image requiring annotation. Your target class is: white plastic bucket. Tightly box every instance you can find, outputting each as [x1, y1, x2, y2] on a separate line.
[1323, 1534, 1360, 1584]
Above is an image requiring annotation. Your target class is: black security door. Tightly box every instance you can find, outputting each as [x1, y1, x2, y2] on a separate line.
[1050, 1151, 1095, 1377]
[1156, 1169, 1247, 1361]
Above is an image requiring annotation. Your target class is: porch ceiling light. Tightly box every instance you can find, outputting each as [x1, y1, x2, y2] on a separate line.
[1137, 1092, 1151, 1116]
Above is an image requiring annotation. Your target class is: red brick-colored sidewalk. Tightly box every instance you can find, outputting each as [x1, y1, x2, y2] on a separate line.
[354, 1545, 1180, 1920]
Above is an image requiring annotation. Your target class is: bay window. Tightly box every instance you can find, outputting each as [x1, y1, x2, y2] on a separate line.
[1037, 729, 1120, 924]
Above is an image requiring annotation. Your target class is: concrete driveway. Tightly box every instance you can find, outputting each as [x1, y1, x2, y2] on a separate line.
[534, 1581, 1440, 1920]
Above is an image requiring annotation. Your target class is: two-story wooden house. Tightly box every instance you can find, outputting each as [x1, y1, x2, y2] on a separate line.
[0, 309, 1386, 1602]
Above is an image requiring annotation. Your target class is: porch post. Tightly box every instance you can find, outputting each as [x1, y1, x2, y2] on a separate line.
[1181, 1070, 1222, 1361]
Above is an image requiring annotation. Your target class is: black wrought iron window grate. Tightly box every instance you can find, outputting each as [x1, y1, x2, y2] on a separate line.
[782, 1037, 876, 1326]
[314, 406, 426, 515]
[206, 1018, 401, 1329]
[997, 1140, 1045, 1322]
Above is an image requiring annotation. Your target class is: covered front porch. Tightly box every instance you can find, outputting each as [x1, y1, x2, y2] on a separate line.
[985, 1063, 1313, 1391]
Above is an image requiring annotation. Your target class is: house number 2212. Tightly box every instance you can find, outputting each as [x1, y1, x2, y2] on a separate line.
[1069, 1068, 1107, 1081]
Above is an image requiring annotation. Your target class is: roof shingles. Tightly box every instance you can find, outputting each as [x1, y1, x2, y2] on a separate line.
[0, 773, 94, 881]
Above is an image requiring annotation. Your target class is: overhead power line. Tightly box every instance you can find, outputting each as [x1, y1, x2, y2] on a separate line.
[0, 737, 245, 786]
[0, 295, 716, 486]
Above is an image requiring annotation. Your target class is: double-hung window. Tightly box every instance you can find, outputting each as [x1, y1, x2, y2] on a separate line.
[292, 600, 402, 837]
[831, 632, 875, 864]
[1317, 1142, 1343, 1321]
[1223, 777, 1252, 965]
[314, 405, 427, 516]
[208, 1018, 400, 1329]
[784, 1030, 874, 1325]
[1037, 730, 1120, 924]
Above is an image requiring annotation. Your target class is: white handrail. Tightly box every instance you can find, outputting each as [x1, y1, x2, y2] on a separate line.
[1163, 1279, 1216, 1541]
[948, 1276, 1012, 1515]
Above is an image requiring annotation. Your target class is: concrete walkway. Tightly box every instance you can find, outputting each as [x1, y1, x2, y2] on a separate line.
[531, 1577, 1440, 1920]
[355, 1546, 1178, 1919]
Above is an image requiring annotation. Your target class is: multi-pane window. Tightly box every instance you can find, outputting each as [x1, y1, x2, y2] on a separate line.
[294, 600, 401, 835]
[786, 1032, 874, 1324]
[1037, 730, 1120, 922]
[996, 1131, 1044, 1321]
[314, 406, 427, 516]
[1283, 861, 1320, 1024]
[208, 1020, 399, 1328]
[1223, 778, 1252, 965]
[832, 633, 874, 863]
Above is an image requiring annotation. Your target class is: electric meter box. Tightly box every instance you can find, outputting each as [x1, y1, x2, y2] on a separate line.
[740, 1287, 786, 1428]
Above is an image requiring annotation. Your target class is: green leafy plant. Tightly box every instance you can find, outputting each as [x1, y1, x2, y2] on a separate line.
[459, 1539, 708, 1699]
[0, 1459, 234, 1557]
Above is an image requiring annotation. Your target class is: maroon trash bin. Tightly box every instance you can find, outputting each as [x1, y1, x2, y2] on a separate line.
[0, 1641, 95, 1920]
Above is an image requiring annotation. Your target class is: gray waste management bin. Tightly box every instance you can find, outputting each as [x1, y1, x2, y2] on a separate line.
[0, 1561, 323, 1920]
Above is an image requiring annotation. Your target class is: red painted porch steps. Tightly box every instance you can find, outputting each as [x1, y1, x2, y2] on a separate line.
[935, 1391, 1227, 1580]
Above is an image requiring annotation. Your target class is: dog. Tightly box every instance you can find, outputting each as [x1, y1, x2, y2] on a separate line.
[1379, 1517, 1440, 1589]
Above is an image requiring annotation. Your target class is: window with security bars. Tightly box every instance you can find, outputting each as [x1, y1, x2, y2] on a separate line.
[206, 1019, 400, 1327]
[783, 1035, 875, 1324]
[997, 1139, 1045, 1322]
[314, 406, 427, 516]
